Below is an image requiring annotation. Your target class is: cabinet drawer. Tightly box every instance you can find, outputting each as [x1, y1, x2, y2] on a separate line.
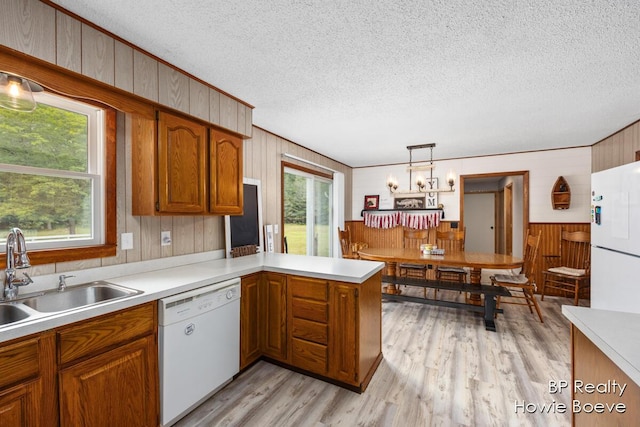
[0, 337, 40, 388]
[292, 318, 328, 345]
[58, 303, 155, 365]
[292, 298, 328, 323]
[291, 337, 327, 375]
[289, 276, 328, 301]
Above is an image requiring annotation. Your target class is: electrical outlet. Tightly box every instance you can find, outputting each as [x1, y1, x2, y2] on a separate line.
[161, 231, 172, 246]
[274, 224, 279, 234]
[121, 233, 133, 250]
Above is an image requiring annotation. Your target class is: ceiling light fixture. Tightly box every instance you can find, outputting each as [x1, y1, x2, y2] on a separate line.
[0, 72, 43, 112]
[386, 143, 456, 196]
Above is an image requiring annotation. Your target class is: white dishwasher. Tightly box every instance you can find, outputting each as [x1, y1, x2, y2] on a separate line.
[158, 278, 241, 427]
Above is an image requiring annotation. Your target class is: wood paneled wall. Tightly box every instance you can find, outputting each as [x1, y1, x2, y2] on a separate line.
[244, 128, 353, 254]
[0, 0, 252, 136]
[347, 220, 591, 298]
[1, 0, 349, 276]
[592, 118, 640, 172]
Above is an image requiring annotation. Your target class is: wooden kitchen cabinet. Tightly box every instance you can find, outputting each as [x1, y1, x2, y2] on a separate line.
[288, 275, 329, 376]
[59, 336, 157, 426]
[57, 302, 158, 427]
[157, 111, 208, 214]
[260, 272, 288, 362]
[329, 283, 358, 384]
[132, 111, 244, 216]
[210, 129, 243, 215]
[240, 273, 261, 369]
[0, 332, 56, 427]
[240, 271, 382, 392]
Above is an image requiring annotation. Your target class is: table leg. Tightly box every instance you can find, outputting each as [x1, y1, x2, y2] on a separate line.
[483, 295, 498, 331]
[468, 267, 483, 305]
[382, 261, 402, 295]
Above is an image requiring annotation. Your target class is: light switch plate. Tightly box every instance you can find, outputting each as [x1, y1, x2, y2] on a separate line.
[274, 224, 279, 234]
[121, 233, 133, 250]
[161, 231, 172, 246]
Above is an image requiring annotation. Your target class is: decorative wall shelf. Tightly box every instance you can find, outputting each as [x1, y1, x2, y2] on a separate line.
[551, 176, 571, 210]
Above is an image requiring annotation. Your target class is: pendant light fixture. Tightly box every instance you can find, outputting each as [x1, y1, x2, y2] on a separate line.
[0, 72, 43, 112]
[386, 143, 456, 196]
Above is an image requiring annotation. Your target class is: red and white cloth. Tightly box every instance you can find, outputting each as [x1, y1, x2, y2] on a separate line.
[363, 211, 440, 229]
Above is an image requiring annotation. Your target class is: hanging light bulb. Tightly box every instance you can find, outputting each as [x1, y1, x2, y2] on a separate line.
[0, 72, 42, 112]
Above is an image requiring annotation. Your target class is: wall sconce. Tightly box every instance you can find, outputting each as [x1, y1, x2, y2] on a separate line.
[446, 170, 456, 191]
[0, 72, 43, 112]
[386, 175, 398, 193]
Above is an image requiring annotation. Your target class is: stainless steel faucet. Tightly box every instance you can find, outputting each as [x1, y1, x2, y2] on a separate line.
[3, 227, 33, 300]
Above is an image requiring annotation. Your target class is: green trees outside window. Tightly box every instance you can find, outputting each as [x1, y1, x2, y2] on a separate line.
[0, 94, 102, 247]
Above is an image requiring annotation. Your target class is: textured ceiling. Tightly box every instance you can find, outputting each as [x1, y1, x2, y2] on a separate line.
[50, 0, 640, 167]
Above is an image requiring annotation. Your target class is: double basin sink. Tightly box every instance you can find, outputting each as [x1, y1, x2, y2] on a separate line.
[0, 281, 143, 328]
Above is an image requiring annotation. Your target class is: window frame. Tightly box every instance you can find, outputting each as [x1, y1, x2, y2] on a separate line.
[0, 105, 116, 268]
[281, 162, 334, 257]
[0, 92, 106, 250]
[0, 45, 155, 268]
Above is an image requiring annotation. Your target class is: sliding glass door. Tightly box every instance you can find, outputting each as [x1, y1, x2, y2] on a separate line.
[283, 166, 333, 257]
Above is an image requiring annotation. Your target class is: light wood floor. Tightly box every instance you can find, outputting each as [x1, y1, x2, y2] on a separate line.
[175, 289, 584, 427]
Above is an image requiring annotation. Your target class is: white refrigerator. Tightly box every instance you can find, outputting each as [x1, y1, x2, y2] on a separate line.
[591, 161, 640, 313]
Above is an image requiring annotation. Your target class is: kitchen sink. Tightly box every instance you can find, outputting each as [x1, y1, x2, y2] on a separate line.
[0, 304, 31, 326]
[20, 281, 142, 313]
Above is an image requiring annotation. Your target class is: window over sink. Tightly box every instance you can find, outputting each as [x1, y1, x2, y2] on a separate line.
[0, 90, 116, 262]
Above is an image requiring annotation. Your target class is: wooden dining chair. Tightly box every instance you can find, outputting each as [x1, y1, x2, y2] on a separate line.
[490, 229, 544, 322]
[435, 228, 467, 283]
[540, 230, 590, 305]
[338, 226, 356, 259]
[337, 226, 367, 259]
[398, 228, 430, 277]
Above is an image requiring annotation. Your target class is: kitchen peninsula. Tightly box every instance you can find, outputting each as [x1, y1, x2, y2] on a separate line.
[563, 306, 640, 426]
[0, 252, 384, 426]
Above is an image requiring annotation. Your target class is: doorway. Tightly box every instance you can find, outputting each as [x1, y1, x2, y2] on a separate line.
[460, 172, 528, 257]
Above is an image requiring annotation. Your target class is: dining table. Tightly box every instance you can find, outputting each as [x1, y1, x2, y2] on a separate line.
[357, 247, 524, 331]
[357, 247, 523, 301]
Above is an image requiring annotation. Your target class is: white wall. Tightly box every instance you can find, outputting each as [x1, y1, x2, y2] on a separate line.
[352, 147, 592, 222]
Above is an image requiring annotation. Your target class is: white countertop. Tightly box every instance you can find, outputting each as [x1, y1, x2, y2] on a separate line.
[0, 252, 384, 343]
[562, 305, 640, 387]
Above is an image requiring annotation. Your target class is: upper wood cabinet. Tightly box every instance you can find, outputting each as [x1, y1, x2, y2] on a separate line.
[158, 111, 208, 214]
[131, 111, 244, 216]
[210, 129, 243, 215]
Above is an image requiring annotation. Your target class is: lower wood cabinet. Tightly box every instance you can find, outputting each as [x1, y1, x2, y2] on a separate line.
[329, 283, 358, 384]
[240, 271, 382, 392]
[240, 273, 261, 369]
[59, 335, 157, 426]
[57, 302, 158, 427]
[260, 272, 288, 362]
[571, 325, 640, 426]
[0, 332, 55, 427]
[0, 302, 158, 427]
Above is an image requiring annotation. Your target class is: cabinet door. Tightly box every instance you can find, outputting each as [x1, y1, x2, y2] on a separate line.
[260, 273, 288, 362]
[59, 335, 158, 427]
[329, 284, 359, 385]
[0, 382, 40, 427]
[0, 333, 55, 427]
[240, 274, 261, 369]
[210, 129, 243, 215]
[157, 111, 208, 213]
